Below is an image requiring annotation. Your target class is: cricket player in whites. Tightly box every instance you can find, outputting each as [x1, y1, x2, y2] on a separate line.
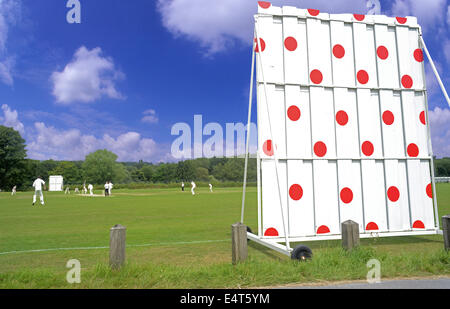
[32, 177, 46, 206]
[191, 181, 196, 195]
[11, 185, 17, 196]
[209, 183, 213, 193]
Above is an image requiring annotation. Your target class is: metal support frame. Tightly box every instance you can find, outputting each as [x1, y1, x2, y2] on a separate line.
[240, 16, 445, 258]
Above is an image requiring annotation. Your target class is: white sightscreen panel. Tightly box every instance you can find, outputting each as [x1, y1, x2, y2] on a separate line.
[374, 25, 400, 89]
[282, 16, 309, 85]
[256, 16, 284, 85]
[353, 23, 378, 88]
[384, 160, 411, 231]
[306, 18, 332, 86]
[287, 160, 315, 236]
[380, 90, 405, 157]
[261, 160, 288, 237]
[396, 26, 424, 90]
[313, 160, 340, 235]
[330, 21, 355, 88]
[401, 91, 428, 158]
[407, 160, 434, 229]
[258, 84, 287, 159]
[361, 160, 388, 232]
[357, 89, 383, 158]
[285, 85, 311, 158]
[310, 87, 336, 158]
[334, 88, 359, 158]
[337, 160, 364, 231]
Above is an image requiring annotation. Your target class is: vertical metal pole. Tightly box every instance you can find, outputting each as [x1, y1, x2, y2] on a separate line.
[254, 18, 291, 251]
[257, 153, 262, 237]
[241, 39, 256, 224]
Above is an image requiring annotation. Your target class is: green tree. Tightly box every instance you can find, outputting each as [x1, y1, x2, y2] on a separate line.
[141, 165, 154, 182]
[0, 126, 27, 190]
[82, 149, 119, 184]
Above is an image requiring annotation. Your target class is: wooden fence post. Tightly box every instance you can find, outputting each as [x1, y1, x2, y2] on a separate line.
[341, 220, 360, 251]
[231, 222, 248, 265]
[443, 215, 450, 251]
[110, 224, 126, 269]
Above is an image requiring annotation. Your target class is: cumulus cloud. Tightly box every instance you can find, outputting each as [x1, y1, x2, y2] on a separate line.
[157, 0, 368, 55]
[391, 0, 447, 30]
[51, 46, 125, 104]
[141, 109, 159, 124]
[0, 104, 24, 135]
[0, 0, 20, 86]
[27, 122, 172, 162]
[428, 107, 450, 158]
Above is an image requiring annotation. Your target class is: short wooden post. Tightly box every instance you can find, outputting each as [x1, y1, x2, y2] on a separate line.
[231, 222, 248, 265]
[443, 215, 450, 251]
[341, 220, 360, 251]
[110, 224, 126, 269]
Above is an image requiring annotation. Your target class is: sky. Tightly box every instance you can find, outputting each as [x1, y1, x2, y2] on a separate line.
[0, 0, 449, 162]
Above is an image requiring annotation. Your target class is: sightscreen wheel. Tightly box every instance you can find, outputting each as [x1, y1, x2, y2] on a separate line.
[246, 226, 253, 242]
[291, 245, 312, 261]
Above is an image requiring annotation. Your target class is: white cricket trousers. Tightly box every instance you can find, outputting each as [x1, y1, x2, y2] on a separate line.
[33, 190, 44, 205]
[191, 187, 195, 195]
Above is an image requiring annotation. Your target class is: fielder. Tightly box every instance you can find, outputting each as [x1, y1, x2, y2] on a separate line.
[191, 181, 196, 195]
[65, 186, 70, 194]
[209, 183, 213, 192]
[74, 187, 79, 194]
[88, 184, 93, 196]
[83, 183, 87, 195]
[108, 181, 113, 196]
[32, 177, 46, 206]
[11, 185, 16, 196]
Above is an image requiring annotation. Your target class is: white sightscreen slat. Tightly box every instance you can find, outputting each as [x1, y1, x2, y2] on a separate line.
[306, 18, 332, 86]
[256, 16, 284, 85]
[374, 24, 400, 89]
[353, 23, 378, 88]
[258, 84, 287, 159]
[334, 88, 359, 158]
[310, 87, 336, 158]
[261, 160, 288, 237]
[414, 92, 430, 157]
[287, 160, 315, 236]
[357, 89, 383, 158]
[380, 90, 405, 157]
[330, 21, 355, 87]
[396, 26, 424, 90]
[285, 85, 311, 158]
[361, 160, 388, 232]
[337, 160, 364, 231]
[406, 160, 434, 229]
[384, 160, 411, 231]
[282, 16, 308, 85]
[401, 91, 425, 158]
[313, 160, 340, 235]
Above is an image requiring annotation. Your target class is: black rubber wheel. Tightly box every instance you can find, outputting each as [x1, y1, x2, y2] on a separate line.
[291, 245, 312, 261]
[246, 226, 253, 242]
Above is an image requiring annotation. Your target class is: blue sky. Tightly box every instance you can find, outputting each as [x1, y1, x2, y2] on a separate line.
[0, 0, 449, 162]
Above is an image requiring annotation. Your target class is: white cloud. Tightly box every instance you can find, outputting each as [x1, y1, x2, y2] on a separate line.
[447, 5, 450, 27]
[27, 122, 172, 162]
[51, 46, 125, 104]
[0, 104, 24, 135]
[141, 109, 159, 124]
[428, 107, 450, 158]
[0, 0, 20, 86]
[157, 0, 368, 55]
[391, 0, 446, 30]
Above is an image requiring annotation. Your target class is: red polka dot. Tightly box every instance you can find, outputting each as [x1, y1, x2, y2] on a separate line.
[396, 17, 407, 24]
[426, 183, 432, 198]
[336, 110, 349, 126]
[333, 44, 345, 59]
[310, 69, 323, 84]
[314, 141, 327, 157]
[289, 184, 303, 201]
[287, 105, 301, 121]
[340, 187, 353, 204]
[366, 222, 379, 231]
[401, 75, 413, 88]
[387, 186, 400, 202]
[317, 225, 330, 234]
[377, 46, 389, 60]
[419, 111, 426, 125]
[361, 141, 374, 156]
[412, 220, 425, 229]
[284, 37, 297, 51]
[258, 1, 271, 9]
[357, 70, 369, 84]
[414, 49, 424, 62]
[308, 9, 320, 16]
[254, 38, 266, 52]
[407, 143, 419, 157]
[354, 14, 365, 21]
[264, 227, 279, 236]
[382, 110, 395, 125]
[263, 140, 274, 156]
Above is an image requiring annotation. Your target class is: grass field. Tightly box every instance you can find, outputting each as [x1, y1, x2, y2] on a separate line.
[0, 184, 449, 288]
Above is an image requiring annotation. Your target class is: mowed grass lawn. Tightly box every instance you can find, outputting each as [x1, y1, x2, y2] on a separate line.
[0, 184, 449, 288]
